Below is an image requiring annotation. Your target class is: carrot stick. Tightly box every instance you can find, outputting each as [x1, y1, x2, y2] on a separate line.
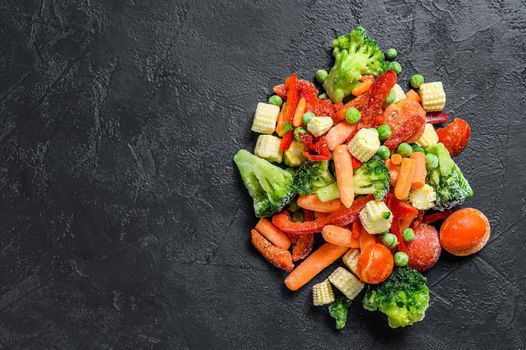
[359, 225, 376, 250]
[297, 194, 342, 213]
[385, 159, 399, 187]
[352, 79, 373, 96]
[391, 153, 403, 166]
[275, 102, 287, 133]
[405, 89, 421, 103]
[410, 152, 426, 189]
[333, 145, 354, 208]
[321, 225, 359, 248]
[284, 243, 349, 291]
[292, 97, 306, 127]
[255, 218, 291, 250]
[326, 121, 356, 151]
[395, 158, 416, 200]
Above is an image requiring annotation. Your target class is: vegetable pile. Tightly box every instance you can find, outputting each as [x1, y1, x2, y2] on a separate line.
[234, 26, 491, 330]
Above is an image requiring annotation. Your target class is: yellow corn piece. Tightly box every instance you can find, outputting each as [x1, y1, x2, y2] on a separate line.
[254, 135, 282, 163]
[312, 279, 335, 306]
[416, 123, 439, 148]
[359, 200, 393, 234]
[419, 82, 446, 112]
[347, 128, 380, 162]
[284, 140, 304, 167]
[251, 102, 280, 134]
[391, 83, 406, 104]
[409, 184, 437, 210]
[307, 116, 333, 136]
[328, 267, 364, 300]
[342, 249, 360, 277]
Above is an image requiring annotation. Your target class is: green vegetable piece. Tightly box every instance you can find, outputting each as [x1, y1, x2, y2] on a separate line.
[293, 126, 308, 142]
[386, 48, 397, 60]
[425, 153, 439, 170]
[233, 150, 295, 217]
[425, 143, 473, 210]
[318, 93, 328, 99]
[377, 145, 390, 160]
[323, 27, 388, 102]
[381, 233, 398, 248]
[382, 211, 391, 219]
[411, 143, 424, 153]
[278, 122, 293, 137]
[363, 266, 430, 328]
[293, 160, 335, 195]
[402, 228, 415, 242]
[410, 74, 425, 89]
[384, 89, 396, 105]
[292, 211, 304, 223]
[315, 182, 341, 202]
[394, 252, 409, 267]
[353, 155, 390, 200]
[389, 61, 402, 74]
[345, 108, 361, 124]
[268, 95, 283, 107]
[302, 112, 316, 126]
[285, 167, 296, 176]
[315, 69, 328, 83]
[377, 124, 392, 141]
[329, 297, 351, 330]
[397, 143, 413, 157]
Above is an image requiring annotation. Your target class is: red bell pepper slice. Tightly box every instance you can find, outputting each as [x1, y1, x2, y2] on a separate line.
[292, 233, 314, 261]
[326, 194, 374, 227]
[300, 134, 332, 161]
[385, 194, 418, 250]
[280, 130, 293, 151]
[426, 111, 450, 124]
[359, 70, 397, 128]
[423, 210, 453, 224]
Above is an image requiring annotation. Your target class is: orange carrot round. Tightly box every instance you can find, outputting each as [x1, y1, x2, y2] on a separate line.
[333, 145, 354, 208]
[255, 218, 291, 250]
[297, 194, 342, 213]
[284, 243, 349, 291]
[410, 152, 426, 189]
[395, 158, 416, 200]
[321, 225, 359, 248]
[391, 153, 403, 166]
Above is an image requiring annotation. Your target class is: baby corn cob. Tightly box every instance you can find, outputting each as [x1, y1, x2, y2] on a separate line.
[416, 123, 439, 148]
[359, 200, 393, 234]
[347, 128, 380, 162]
[342, 249, 360, 277]
[254, 135, 282, 163]
[251, 102, 280, 134]
[328, 267, 364, 300]
[419, 82, 446, 112]
[312, 279, 335, 306]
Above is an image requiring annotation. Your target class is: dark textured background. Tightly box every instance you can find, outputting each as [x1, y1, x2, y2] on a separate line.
[0, 0, 525, 349]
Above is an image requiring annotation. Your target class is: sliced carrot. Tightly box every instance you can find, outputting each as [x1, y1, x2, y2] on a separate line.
[391, 153, 403, 166]
[405, 89, 421, 103]
[326, 121, 356, 151]
[410, 152, 426, 189]
[321, 225, 359, 248]
[395, 158, 416, 200]
[275, 102, 287, 133]
[333, 145, 354, 208]
[385, 159, 400, 187]
[284, 243, 349, 291]
[352, 79, 373, 96]
[292, 97, 306, 127]
[297, 194, 342, 213]
[255, 218, 291, 250]
[314, 211, 329, 220]
[359, 225, 376, 250]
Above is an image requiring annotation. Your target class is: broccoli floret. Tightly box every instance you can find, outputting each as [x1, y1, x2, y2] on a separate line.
[323, 27, 388, 102]
[328, 297, 351, 330]
[353, 155, 390, 200]
[293, 160, 335, 195]
[233, 150, 295, 217]
[363, 266, 430, 328]
[425, 143, 473, 211]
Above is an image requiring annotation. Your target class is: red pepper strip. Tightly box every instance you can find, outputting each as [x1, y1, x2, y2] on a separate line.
[273, 84, 287, 99]
[292, 233, 314, 261]
[386, 194, 419, 250]
[411, 210, 425, 230]
[351, 156, 361, 169]
[359, 70, 397, 128]
[279, 74, 299, 150]
[351, 221, 361, 239]
[301, 134, 332, 161]
[312, 98, 334, 117]
[423, 210, 453, 224]
[251, 229, 294, 272]
[383, 114, 422, 150]
[325, 194, 374, 227]
[286, 232, 299, 244]
[334, 92, 370, 123]
[303, 209, 315, 222]
[280, 130, 293, 151]
[426, 111, 450, 124]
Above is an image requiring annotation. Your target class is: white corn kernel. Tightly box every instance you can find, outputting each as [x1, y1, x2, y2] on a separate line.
[251, 102, 280, 134]
[307, 116, 333, 136]
[416, 123, 439, 148]
[254, 135, 282, 163]
[283, 140, 304, 167]
[359, 200, 393, 234]
[409, 184, 437, 210]
[312, 279, 335, 306]
[348, 128, 380, 162]
[419, 82, 446, 112]
[328, 267, 364, 300]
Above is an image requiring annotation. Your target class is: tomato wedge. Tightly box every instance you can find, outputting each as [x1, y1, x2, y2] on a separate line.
[383, 99, 426, 149]
[436, 118, 471, 156]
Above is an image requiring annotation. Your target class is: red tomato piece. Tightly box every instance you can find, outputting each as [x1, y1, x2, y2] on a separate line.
[436, 118, 471, 156]
[398, 224, 441, 272]
[357, 243, 394, 284]
[383, 100, 426, 150]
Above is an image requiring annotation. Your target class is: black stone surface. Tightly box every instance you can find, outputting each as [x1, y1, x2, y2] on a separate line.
[0, 0, 525, 349]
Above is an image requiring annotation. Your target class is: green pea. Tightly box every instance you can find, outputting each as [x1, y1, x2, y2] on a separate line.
[384, 89, 396, 105]
[288, 200, 299, 213]
[268, 95, 283, 107]
[397, 143, 413, 157]
[389, 61, 402, 74]
[411, 143, 424, 153]
[292, 211, 304, 223]
[345, 108, 361, 124]
[377, 124, 392, 141]
[425, 153, 439, 169]
[381, 233, 398, 249]
[318, 93, 328, 99]
[315, 69, 328, 83]
[386, 48, 397, 60]
[410, 74, 425, 89]
[402, 228, 415, 242]
[293, 126, 308, 142]
[394, 252, 409, 267]
[377, 145, 390, 160]
[302, 112, 316, 126]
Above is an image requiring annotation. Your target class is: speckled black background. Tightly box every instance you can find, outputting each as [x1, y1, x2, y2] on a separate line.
[0, 0, 525, 349]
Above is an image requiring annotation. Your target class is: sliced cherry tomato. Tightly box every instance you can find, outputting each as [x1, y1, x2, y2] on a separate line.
[357, 243, 394, 284]
[426, 111, 450, 124]
[439, 208, 490, 256]
[436, 118, 471, 156]
[399, 224, 441, 272]
[383, 99, 426, 149]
